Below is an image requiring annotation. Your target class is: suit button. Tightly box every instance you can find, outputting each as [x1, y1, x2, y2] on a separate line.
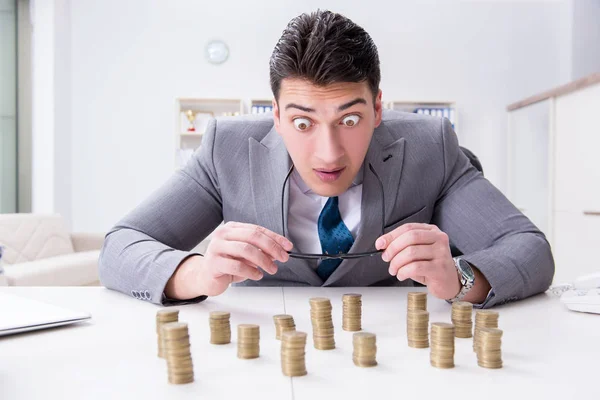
[144, 290, 150, 300]
[131, 290, 137, 298]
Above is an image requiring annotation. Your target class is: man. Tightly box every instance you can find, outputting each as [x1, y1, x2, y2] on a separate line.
[98, 10, 554, 308]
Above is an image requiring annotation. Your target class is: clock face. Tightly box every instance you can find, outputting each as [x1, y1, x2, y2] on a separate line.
[205, 40, 229, 65]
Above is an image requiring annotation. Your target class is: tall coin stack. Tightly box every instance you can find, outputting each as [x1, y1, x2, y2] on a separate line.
[162, 322, 194, 384]
[451, 301, 473, 338]
[209, 311, 231, 345]
[477, 327, 503, 369]
[407, 310, 430, 348]
[309, 297, 335, 350]
[237, 324, 260, 359]
[352, 332, 377, 367]
[273, 314, 296, 340]
[473, 310, 499, 352]
[281, 331, 308, 377]
[407, 292, 427, 312]
[430, 322, 455, 369]
[342, 293, 362, 331]
[156, 309, 179, 358]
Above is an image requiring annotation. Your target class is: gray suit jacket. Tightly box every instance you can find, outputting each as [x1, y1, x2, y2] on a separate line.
[98, 110, 555, 307]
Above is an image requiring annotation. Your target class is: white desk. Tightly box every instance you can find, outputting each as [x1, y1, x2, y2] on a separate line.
[1, 287, 598, 399]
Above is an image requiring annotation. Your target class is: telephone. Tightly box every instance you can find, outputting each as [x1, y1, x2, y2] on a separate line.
[548, 272, 600, 314]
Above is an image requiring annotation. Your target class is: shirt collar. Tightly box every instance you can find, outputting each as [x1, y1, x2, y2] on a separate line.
[292, 163, 364, 195]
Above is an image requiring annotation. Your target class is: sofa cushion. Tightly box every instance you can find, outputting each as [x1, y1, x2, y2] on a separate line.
[0, 214, 74, 265]
[2, 250, 100, 286]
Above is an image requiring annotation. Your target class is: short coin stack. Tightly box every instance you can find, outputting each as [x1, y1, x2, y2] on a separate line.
[309, 297, 335, 350]
[281, 331, 308, 377]
[273, 314, 296, 340]
[162, 322, 194, 384]
[237, 324, 260, 359]
[352, 332, 377, 367]
[451, 301, 473, 338]
[156, 309, 179, 358]
[407, 292, 427, 312]
[430, 322, 455, 369]
[342, 293, 362, 331]
[473, 310, 499, 352]
[209, 311, 231, 345]
[407, 310, 430, 348]
[477, 327, 503, 369]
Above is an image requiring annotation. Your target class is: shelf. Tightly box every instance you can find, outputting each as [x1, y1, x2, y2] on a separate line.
[386, 100, 457, 130]
[180, 132, 204, 137]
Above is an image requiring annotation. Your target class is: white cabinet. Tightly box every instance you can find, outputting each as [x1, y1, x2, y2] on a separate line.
[552, 211, 600, 284]
[554, 83, 600, 213]
[507, 100, 552, 235]
[507, 76, 600, 283]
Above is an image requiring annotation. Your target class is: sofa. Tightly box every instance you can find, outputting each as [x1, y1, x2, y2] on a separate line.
[0, 213, 104, 286]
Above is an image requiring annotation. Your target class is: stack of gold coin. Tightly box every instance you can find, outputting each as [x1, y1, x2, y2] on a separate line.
[273, 314, 296, 340]
[473, 310, 499, 352]
[407, 310, 429, 348]
[280, 331, 308, 377]
[451, 301, 473, 338]
[209, 311, 231, 345]
[407, 292, 427, 312]
[477, 327, 503, 369]
[352, 332, 377, 367]
[342, 293, 362, 331]
[156, 309, 179, 358]
[309, 297, 335, 350]
[162, 322, 194, 384]
[237, 324, 260, 359]
[430, 322, 455, 369]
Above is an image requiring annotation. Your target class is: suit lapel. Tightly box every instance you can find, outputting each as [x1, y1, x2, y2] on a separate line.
[249, 127, 323, 286]
[324, 122, 406, 286]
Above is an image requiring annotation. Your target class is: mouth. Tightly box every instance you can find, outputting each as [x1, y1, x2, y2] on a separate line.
[314, 167, 346, 183]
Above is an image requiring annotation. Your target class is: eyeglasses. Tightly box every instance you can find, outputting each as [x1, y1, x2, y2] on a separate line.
[281, 163, 385, 260]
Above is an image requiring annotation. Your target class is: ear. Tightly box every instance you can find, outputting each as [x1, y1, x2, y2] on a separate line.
[374, 89, 383, 128]
[272, 98, 281, 132]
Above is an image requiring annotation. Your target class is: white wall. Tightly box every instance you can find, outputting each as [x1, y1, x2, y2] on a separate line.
[0, 0, 17, 213]
[571, 0, 600, 80]
[30, 0, 71, 221]
[36, 0, 571, 232]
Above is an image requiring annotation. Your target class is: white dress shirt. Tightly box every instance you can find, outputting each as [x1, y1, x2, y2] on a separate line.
[287, 166, 363, 261]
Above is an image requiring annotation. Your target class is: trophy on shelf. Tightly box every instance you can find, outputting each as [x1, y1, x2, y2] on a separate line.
[185, 109, 196, 132]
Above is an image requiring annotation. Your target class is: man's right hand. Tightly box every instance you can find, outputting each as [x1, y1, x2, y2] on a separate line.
[165, 222, 293, 299]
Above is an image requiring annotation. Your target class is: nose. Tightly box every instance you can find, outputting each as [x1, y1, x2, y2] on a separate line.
[314, 126, 344, 164]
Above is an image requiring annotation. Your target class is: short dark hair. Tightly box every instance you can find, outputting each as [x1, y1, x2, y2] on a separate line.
[270, 10, 381, 102]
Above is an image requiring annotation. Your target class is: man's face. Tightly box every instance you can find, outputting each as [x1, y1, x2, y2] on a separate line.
[273, 79, 382, 197]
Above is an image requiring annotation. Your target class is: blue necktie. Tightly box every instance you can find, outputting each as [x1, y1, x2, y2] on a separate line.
[316, 196, 355, 281]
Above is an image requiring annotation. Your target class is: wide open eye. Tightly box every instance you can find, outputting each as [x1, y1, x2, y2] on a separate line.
[341, 114, 360, 127]
[293, 117, 312, 131]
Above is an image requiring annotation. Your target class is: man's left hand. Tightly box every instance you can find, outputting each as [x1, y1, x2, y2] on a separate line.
[375, 223, 460, 300]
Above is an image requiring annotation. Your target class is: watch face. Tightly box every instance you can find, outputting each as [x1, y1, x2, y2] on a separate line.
[458, 259, 475, 283]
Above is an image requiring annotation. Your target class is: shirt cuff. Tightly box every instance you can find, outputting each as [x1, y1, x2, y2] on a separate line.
[161, 292, 208, 306]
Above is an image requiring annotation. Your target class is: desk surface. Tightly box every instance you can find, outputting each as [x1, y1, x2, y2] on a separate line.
[1, 287, 598, 399]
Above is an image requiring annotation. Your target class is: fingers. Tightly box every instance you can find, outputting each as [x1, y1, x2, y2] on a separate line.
[213, 240, 278, 275]
[395, 261, 429, 283]
[382, 229, 438, 262]
[375, 223, 436, 250]
[217, 257, 264, 281]
[231, 275, 247, 283]
[388, 245, 434, 276]
[224, 222, 293, 253]
[222, 225, 290, 263]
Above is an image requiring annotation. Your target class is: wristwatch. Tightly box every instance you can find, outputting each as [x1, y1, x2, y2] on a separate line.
[447, 257, 475, 303]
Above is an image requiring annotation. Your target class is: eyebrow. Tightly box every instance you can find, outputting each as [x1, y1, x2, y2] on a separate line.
[284, 97, 367, 113]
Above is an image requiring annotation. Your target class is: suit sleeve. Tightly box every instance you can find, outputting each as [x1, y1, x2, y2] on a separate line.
[431, 118, 555, 308]
[98, 119, 223, 305]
